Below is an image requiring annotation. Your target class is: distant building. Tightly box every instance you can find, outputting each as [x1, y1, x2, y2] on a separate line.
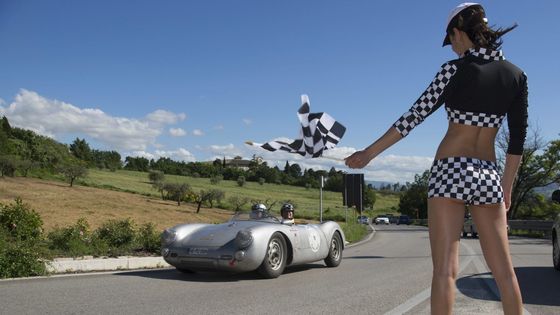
[223, 156, 252, 170]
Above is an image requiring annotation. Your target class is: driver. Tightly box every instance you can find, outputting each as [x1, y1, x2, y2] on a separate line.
[250, 203, 267, 219]
[280, 203, 295, 225]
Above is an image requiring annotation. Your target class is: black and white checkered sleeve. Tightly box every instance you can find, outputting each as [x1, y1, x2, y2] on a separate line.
[393, 62, 458, 137]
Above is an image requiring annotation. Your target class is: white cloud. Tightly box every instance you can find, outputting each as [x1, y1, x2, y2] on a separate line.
[169, 127, 186, 137]
[192, 129, 204, 136]
[242, 142, 432, 183]
[242, 118, 252, 125]
[146, 110, 186, 125]
[0, 89, 186, 151]
[154, 148, 196, 162]
[126, 148, 196, 162]
[129, 150, 156, 160]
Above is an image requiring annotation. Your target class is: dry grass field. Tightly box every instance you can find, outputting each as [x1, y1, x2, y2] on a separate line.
[0, 177, 233, 233]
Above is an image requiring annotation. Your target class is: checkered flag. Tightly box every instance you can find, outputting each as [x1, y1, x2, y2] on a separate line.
[247, 95, 346, 158]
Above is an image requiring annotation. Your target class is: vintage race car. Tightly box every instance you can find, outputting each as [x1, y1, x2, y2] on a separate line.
[161, 212, 345, 278]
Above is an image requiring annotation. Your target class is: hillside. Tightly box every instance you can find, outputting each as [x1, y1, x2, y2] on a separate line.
[0, 170, 401, 232]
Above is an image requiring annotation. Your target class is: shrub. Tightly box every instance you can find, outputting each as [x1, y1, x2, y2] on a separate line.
[237, 176, 246, 187]
[0, 198, 43, 241]
[210, 175, 223, 185]
[47, 218, 92, 257]
[136, 223, 161, 253]
[258, 178, 265, 185]
[0, 238, 47, 278]
[0, 199, 47, 278]
[148, 170, 165, 183]
[95, 218, 136, 250]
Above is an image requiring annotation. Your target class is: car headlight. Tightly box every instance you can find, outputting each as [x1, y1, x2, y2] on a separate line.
[161, 229, 177, 244]
[234, 230, 253, 249]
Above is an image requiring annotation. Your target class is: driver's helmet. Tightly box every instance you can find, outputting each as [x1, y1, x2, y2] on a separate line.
[280, 203, 294, 219]
[250, 203, 267, 219]
[280, 203, 294, 215]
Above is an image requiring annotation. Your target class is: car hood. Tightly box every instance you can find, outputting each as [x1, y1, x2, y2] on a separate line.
[183, 220, 270, 247]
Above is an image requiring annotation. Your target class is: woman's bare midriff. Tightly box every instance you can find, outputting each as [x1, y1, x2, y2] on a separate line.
[434, 122, 499, 161]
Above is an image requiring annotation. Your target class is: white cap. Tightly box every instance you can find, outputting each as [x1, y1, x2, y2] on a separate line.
[442, 2, 482, 46]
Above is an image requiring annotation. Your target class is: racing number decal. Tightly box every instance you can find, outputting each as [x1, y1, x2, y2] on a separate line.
[308, 228, 320, 252]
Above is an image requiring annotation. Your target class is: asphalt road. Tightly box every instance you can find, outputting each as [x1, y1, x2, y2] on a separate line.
[1, 224, 558, 315]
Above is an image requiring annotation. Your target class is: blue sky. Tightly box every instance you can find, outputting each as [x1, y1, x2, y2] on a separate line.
[0, 0, 558, 183]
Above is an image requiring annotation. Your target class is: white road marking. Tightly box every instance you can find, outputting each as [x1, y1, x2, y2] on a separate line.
[383, 250, 474, 315]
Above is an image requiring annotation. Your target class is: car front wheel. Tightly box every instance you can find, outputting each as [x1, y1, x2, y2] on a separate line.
[553, 233, 560, 271]
[324, 232, 343, 267]
[258, 232, 287, 278]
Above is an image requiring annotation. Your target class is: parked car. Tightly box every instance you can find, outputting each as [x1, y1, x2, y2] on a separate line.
[374, 216, 390, 225]
[388, 215, 398, 224]
[553, 213, 560, 271]
[357, 215, 369, 225]
[462, 215, 478, 238]
[397, 215, 411, 225]
[161, 211, 345, 278]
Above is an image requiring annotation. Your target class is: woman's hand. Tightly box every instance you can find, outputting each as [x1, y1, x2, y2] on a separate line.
[344, 150, 373, 169]
[502, 186, 512, 210]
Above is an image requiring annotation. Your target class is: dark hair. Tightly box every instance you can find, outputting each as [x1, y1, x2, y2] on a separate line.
[446, 5, 517, 50]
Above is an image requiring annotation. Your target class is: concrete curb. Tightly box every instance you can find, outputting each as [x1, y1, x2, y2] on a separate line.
[46, 256, 170, 274]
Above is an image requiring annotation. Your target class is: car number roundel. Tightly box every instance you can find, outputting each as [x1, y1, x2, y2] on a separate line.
[308, 228, 321, 252]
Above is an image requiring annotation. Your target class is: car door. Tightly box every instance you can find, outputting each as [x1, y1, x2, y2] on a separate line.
[292, 225, 325, 263]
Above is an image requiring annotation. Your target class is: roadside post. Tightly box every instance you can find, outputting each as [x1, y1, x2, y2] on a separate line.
[320, 176, 324, 223]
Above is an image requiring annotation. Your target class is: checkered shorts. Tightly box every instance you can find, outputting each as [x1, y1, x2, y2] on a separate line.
[428, 157, 504, 205]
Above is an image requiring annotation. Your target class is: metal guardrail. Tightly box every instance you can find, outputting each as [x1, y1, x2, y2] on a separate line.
[507, 220, 554, 232]
[411, 219, 554, 232]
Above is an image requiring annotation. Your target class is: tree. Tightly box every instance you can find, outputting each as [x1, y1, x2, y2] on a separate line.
[69, 138, 92, 162]
[363, 186, 377, 209]
[0, 155, 17, 177]
[194, 190, 215, 213]
[163, 183, 190, 206]
[497, 128, 560, 218]
[148, 170, 165, 184]
[206, 189, 225, 208]
[58, 162, 88, 187]
[398, 170, 430, 219]
[228, 196, 250, 212]
[17, 160, 36, 177]
[124, 156, 150, 172]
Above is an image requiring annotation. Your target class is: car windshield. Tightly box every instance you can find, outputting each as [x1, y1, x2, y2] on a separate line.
[230, 212, 282, 223]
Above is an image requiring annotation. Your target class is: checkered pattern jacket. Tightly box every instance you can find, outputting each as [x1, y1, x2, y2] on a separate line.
[393, 47, 528, 155]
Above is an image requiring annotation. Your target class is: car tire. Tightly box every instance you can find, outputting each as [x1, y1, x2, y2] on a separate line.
[471, 227, 478, 238]
[324, 232, 343, 267]
[553, 233, 560, 271]
[462, 231, 467, 238]
[257, 232, 287, 279]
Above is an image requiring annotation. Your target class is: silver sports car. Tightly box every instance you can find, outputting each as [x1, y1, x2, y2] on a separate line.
[161, 211, 345, 278]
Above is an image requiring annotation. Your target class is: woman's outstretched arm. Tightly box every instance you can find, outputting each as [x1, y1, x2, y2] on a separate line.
[344, 127, 402, 169]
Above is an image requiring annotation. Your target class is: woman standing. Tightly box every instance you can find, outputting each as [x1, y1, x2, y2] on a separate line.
[345, 3, 527, 314]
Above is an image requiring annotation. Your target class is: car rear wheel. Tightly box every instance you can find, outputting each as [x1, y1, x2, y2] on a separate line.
[553, 234, 560, 271]
[471, 227, 478, 238]
[324, 232, 343, 267]
[258, 232, 287, 278]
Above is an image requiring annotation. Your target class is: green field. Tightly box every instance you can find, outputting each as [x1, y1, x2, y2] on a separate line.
[82, 169, 401, 221]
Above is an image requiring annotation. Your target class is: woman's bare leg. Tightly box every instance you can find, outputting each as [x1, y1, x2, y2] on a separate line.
[428, 197, 466, 315]
[470, 204, 523, 315]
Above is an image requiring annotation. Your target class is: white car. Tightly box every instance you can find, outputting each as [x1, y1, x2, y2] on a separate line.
[553, 213, 560, 271]
[357, 215, 369, 225]
[374, 216, 390, 225]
